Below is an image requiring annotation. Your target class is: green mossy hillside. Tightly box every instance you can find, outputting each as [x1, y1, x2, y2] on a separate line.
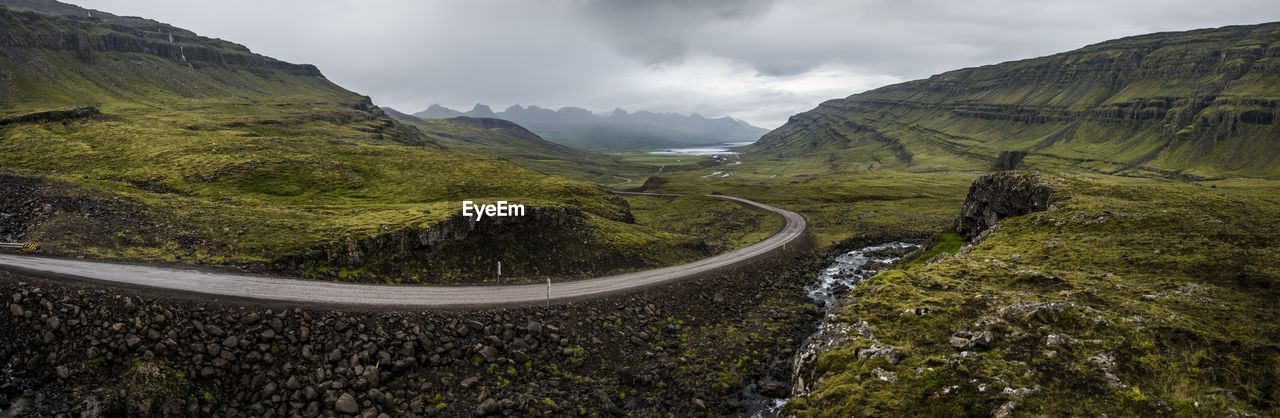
[623, 194, 783, 253]
[788, 174, 1280, 416]
[631, 169, 973, 246]
[751, 22, 1280, 179]
[0, 5, 707, 282]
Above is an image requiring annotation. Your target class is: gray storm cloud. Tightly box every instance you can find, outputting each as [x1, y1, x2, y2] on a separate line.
[574, 0, 776, 66]
[65, 0, 1280, 129]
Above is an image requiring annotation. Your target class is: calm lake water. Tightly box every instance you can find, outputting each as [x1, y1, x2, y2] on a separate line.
[648, 141, 756, 156]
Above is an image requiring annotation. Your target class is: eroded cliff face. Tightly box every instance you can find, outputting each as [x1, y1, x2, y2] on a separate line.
[0, 6, 321, 75]
[752, 22, 1280, 178]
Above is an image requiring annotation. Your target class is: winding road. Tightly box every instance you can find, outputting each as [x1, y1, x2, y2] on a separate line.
[0, 194, 805, 308]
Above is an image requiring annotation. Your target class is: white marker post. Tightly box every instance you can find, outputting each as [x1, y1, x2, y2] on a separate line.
[497, 261, 502, 284]
[546, 278, 551, 308]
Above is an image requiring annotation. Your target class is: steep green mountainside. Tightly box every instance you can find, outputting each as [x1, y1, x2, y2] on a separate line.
[0, 2, 706, 283]
[383, 108, 651, 184]
[751, 22, 1280, 179]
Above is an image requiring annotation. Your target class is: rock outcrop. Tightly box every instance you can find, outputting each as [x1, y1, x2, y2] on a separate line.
[956, 172, 1054, 241]
[0, 106, 99, 126]
[301, 206, 590, 269]
[283, 203, 688, 284]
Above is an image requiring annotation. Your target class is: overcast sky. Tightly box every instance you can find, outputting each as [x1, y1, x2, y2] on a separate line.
[73, 0, 1280, 129]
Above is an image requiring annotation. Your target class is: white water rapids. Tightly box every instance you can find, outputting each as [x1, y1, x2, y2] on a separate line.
[746, 242, 920, 417]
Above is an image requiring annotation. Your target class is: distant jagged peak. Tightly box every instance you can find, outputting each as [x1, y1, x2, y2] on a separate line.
[469, 103, 496, 117]
[412, 103, 756, 125]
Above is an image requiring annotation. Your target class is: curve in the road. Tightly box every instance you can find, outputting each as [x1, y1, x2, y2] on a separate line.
[0, 194, 805, 308]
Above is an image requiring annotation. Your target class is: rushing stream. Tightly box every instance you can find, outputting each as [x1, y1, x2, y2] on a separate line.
[745, 242, 920, 417]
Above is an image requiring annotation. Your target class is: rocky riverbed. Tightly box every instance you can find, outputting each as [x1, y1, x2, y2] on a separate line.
[744, 242, 919, 416]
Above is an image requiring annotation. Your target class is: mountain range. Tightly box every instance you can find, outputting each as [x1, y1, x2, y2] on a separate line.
[412, 103, 769, 150]
[381, 108, 646, 184]
[749, 22, 1280, 179]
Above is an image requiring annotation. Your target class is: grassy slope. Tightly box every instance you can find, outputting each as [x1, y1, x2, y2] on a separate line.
[385, 111, 656, 185]
[787, 174, 1280, 416]
[624, 195, 782, 254]
[632, 163, 973, 247]
[0, 6, 702, 282]
[749, 22, 1280, 179]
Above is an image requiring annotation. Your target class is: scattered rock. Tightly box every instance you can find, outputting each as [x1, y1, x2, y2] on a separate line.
[335, 392, 359, 414]
[204, 325, 224, 337]
[950, 330, 994, 350]
[871, 367, 898, 382]
[1045, 333, 1078, 347]
[926, 252, 951, 265]
[479, 346, 499, 363]
[1003, 385, 1040, 399]
[1088, 352, 1125, 389]
[858, 344, 903, 364]
[475, 398, 498, 416]
[992, 400, 1019, 418]
[284, 376, 301, 390]
[901, 307, 933, 316]
[997, 301, 1071, 319]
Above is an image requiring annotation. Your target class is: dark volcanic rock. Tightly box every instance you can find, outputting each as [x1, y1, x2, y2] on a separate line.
[335, 392, 359, 414]
[956, 172, 1054, 240]
[0, 107, 101, 126]
[0, 236, 826, 417]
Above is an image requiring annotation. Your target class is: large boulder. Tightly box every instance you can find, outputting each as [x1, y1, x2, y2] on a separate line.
[956, 172, 1053, 240]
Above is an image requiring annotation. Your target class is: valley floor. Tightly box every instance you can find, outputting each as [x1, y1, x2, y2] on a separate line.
[4, 155, 1278, 416]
